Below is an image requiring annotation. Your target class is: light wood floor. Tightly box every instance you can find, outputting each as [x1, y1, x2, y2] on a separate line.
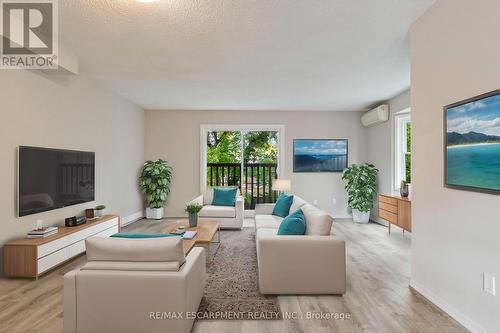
[0, 219, 469, 333]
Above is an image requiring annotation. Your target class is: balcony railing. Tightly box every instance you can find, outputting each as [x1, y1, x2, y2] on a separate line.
[207, 162, 278, 209]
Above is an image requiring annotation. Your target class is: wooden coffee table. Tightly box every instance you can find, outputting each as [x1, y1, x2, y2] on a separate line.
[162, 219, 221, 257]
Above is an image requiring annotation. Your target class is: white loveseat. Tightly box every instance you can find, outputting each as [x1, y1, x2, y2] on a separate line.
[255, 195, 346, 295]
[190, 186, 244, 229]
[63, 237, 206, 333]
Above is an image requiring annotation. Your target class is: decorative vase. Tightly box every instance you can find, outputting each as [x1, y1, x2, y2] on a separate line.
[146, 207, 164, 220]
[352, 209, 370, 223]
[188, 213, 198, 227]
[95, 209, 105, 217]
[400, 181, 409, 198]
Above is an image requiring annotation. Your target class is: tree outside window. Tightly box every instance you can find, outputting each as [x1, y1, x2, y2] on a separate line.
[405, 122, 411, 183]
[394, 112, 411, 189]
[205, 130, 279, 208]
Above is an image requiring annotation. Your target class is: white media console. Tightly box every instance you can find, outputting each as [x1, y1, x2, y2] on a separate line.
[4, 215, 120, 279]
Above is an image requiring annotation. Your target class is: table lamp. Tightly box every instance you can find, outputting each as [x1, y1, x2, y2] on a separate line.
[272, 179, 291, 194]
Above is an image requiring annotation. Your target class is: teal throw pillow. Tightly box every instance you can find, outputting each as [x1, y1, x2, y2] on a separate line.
[272, 193, 294, 217]
[277, 209, 306, 235]
[212, 187, 237, 206]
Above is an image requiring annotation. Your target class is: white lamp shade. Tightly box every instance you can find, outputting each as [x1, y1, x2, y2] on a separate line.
[272, 179, 291, 191]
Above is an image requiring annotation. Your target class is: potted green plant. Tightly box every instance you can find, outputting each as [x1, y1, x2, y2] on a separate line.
[342, 163, 379, 223]
[95, 204, 106, 217]
[185, 203, 203, 227]
[139, 159, 173, 220]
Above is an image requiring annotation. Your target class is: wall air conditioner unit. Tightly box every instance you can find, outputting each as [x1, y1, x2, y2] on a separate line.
[361, 104, 390, 127]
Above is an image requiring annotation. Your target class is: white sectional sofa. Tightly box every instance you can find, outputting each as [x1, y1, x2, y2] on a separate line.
[190, 186, 244, 229]
[254, 196, 346, 295]
[63, 237, 206, 333]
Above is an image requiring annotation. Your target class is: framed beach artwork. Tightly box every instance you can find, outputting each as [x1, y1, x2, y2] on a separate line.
[445, 89, 500, 194]
[293, 139, 348, 172]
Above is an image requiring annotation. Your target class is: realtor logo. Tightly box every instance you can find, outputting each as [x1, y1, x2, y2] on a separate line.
[1, 0, 58, 69]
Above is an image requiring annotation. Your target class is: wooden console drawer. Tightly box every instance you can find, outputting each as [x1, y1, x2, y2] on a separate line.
[379, 209, 398, 224]
[379, 195, 398, 206]
[379, 201, 397, 214]
[378, 195, 411, 234]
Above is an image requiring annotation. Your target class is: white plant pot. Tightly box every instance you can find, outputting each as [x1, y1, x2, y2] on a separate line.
[146, 207, 164, 220]
[352, 209, 370, 223]
[95, 209, 105, 217]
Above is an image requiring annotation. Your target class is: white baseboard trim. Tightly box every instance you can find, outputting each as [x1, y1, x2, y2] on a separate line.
[121, 211, 144, 227]
[410, 280, 489, 333]
[332, 214, 352, 219]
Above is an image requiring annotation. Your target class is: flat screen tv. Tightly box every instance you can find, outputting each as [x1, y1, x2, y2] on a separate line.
[444, 89, 500, 194]
[18, 146, 95, 217]
[293, 139, 348, 172]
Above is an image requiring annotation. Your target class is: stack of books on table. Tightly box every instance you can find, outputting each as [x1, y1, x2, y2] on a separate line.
[27, 226, 58, 238]
[182, 231, 197, 239]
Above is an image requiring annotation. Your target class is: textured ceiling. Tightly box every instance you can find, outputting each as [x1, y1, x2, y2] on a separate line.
[59, 0, 436, 111]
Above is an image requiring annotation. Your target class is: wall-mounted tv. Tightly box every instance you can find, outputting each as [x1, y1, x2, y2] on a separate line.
[444, 89, 500, 194]
[18, 146, 95, 217]
[293, 139, 348, 172]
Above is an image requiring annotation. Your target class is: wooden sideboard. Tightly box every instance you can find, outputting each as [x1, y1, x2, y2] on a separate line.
[3, 215, 120, 279]
[378, 195, 411, 234]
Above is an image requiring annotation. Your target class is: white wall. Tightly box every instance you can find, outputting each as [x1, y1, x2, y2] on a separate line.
[410, 1, 500, 332]
[0, 70, 145, 275]
[145, 110, 367, 217]
[365, 89, 410, 224]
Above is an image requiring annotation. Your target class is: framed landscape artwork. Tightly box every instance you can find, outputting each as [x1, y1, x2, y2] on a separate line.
[293, 139, 348, 172]
[445, 89, 500, 194]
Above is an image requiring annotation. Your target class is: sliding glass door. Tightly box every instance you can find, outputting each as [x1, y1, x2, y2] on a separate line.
[203, 127, 282, 209]
[242, 131, 279, 208]
[206, 131, 242, 187]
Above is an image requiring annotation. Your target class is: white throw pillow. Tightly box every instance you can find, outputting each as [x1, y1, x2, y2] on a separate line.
[290, 195, 307, 213]
[203, 187, 214, 205]
[301, 204, 333, 236]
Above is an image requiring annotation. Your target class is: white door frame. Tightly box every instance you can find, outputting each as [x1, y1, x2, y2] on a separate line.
[199, 124, 285, 194]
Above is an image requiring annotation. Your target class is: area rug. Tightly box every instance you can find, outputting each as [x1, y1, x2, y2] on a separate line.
[197, 227, 282, 320]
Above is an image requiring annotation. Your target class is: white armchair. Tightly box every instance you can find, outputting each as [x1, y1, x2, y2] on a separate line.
[190, 186, 244, 229]
[63, 237, 206, 333]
